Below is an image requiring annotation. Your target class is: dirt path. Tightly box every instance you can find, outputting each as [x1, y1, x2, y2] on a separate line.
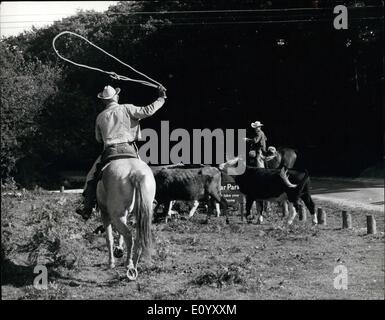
[1, 189, 384, 300]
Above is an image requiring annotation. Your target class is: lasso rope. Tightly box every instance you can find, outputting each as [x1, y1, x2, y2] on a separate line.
[52, 31, 165, 89]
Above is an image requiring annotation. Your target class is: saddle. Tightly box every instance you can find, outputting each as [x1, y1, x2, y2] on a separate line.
[96, 142, 139, 181]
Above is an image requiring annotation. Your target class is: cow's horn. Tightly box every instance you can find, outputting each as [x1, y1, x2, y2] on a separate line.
[280, 168, 297, 188]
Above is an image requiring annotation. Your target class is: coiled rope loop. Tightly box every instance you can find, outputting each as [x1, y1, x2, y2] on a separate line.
[52, 31, 165, 89]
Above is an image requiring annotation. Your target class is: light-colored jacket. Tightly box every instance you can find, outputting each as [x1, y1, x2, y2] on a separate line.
[95, 97, 165, 147]
[252, 130, 267, 152]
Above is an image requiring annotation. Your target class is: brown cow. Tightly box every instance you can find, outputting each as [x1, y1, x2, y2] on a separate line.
[152, 165, 228, 222]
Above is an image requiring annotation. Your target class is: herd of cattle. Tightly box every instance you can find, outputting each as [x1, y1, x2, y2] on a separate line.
[150, 147, 318, 225]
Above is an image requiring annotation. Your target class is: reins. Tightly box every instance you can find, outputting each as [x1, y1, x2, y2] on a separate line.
[52, 31, 165, 89]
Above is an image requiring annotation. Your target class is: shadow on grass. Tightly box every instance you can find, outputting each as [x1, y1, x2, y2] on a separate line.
[1, 259, 62, 288]
[1, 258, 120, 289]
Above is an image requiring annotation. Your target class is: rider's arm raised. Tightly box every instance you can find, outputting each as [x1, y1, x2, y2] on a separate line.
[125, 97, 165, 120]
[124, 86, 166, 120]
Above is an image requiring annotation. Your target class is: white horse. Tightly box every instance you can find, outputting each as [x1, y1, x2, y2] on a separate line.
[96, 158, 155, 280]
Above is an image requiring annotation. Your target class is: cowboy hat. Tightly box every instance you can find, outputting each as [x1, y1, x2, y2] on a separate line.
[251, 121, 264, 128]
[97, 85, 121, 99]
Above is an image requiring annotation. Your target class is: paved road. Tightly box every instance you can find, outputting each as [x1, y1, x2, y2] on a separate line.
[311, 177, 384, 211]
[50, 177, 384, 212]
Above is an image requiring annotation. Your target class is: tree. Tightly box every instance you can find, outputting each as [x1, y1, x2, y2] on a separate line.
[0, 42, 62, 182]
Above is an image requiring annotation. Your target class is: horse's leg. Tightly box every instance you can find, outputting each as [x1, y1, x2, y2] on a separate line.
[118, 234, 124, 249]
[111, 215, 134, 269]
[133, 237, 142, 270]
[113, 234, 124, 259]
[188, 200, 199, 218]
[101, 210, 115, 269]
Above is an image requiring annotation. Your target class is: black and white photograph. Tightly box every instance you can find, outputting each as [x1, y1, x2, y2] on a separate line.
[1, 0, 384, 304]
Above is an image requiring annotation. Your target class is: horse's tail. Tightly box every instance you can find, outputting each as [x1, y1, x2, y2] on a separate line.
[133, 174, 152, 253]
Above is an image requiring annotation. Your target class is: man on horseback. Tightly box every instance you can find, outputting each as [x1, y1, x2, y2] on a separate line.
[76, 84, 167, 220]
[248, 121, 267, 153]
[245, 121, 268, 167]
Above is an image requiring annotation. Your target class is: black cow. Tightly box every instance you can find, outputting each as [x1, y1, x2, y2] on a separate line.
[264, 147, 298, 217]
[219, 157, 317, 225]
[151, 165, 228, 222]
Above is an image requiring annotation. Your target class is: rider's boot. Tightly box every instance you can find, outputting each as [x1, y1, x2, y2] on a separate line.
[76, 179, 97, 220]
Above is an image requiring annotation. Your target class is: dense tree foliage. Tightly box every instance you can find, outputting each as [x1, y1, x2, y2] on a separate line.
[1, 1, 383, 187]
[0, 42, 62, 183]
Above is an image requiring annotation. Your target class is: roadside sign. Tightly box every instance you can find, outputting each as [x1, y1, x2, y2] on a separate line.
[221, 177, 245, 215]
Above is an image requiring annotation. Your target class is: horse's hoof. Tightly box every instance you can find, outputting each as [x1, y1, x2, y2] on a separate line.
[113, 247, 124, 258]
[126, 267, 138, 281]
[287, 219, 294, 225]
[226, 218, 230, 225]
[109, 262, 116, 269]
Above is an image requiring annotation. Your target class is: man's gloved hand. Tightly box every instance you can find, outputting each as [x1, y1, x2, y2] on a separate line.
[158, 85, 167, 99]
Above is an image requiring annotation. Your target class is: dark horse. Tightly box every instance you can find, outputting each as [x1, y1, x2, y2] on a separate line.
[265, 147, 297, 169]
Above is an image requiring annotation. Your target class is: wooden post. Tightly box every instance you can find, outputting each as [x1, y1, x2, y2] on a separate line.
[317, 208, 326, 225]
[367, 215, 377, 235]
[299, 204, 307, 221]
[60, 186, 65, 193]
[282, 201, 289, 217]
[342, 211, 352, 229]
